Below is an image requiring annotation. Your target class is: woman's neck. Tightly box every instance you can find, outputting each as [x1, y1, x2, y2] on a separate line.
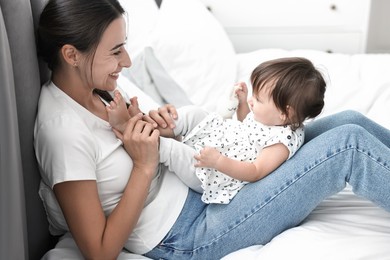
[52, 69, 95, 107]
[52, 69, 108, 120]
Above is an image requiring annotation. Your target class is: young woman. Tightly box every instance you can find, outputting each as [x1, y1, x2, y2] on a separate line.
[106, 57, 326, 204]
[35, 0, 390, 259]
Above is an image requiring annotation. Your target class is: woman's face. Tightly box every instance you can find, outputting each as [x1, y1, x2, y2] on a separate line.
[248, 84, 286, 126]
[91, 17, 131, 91]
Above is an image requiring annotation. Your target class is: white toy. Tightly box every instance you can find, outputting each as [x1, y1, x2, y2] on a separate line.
[217, 84, 242, 119]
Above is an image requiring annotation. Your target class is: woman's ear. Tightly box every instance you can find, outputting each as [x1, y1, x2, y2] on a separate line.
[61, 44, 80, 67]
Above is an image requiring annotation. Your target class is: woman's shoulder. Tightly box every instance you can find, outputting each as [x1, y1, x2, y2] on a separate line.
[34, 82, 94, 144]
[36, 82, 79, 124]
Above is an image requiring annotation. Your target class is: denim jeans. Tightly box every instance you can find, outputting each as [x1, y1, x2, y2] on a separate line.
[145, 110, 390, 260]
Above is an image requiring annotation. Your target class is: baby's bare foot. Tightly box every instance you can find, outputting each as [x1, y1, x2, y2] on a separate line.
[106, 90, 130, 133]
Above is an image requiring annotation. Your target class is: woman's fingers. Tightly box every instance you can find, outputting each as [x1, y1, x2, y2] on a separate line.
[149, 109, 168, 128]
[112, 128, 124, 141]
[141, 114, 158, 128]
[149, 104, 178, 129]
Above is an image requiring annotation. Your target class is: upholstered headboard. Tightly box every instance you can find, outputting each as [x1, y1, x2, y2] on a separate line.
[0, 0, 55, 259]
[0, 0, 161, 259]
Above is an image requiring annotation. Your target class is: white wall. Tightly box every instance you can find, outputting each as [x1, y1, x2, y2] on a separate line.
[367, 0, 390, 53]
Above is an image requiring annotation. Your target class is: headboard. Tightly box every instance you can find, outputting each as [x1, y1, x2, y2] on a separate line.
[0, 0, 54, 259]
[0, 0, 161, 259]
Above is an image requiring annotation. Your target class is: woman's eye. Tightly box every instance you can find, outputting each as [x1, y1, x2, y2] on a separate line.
[113, 50, 121, 55]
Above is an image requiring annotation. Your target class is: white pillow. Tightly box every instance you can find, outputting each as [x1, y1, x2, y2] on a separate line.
[147, 0, 237, 112]
[119, 0, 159, 56]
[122, 47, 193, 108]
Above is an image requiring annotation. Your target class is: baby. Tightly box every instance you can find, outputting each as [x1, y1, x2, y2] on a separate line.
[107, 57, 326, 204]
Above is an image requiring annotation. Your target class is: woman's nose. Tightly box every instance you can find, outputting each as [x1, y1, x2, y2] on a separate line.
[120, 49, 131, 68]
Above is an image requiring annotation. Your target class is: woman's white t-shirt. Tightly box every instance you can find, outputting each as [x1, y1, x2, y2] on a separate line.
[34, 81, 188, 254]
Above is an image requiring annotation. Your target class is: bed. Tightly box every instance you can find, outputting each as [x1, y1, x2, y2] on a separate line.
[42, 0, 390, 259]
[2, 0, 390, 259]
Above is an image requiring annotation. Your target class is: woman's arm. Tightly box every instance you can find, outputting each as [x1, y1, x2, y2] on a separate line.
[195, 143, 289, 182]
[54, 114, 159, 260]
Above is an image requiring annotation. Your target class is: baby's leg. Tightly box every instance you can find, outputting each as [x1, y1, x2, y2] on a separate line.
[173, 105, 208, 137]
[158, 105, 208, 193]
[106, 90, 130, 133]
[159, 137, 203, 193]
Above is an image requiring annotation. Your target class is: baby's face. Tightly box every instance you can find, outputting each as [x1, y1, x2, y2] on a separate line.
[248, 86, 286, 126]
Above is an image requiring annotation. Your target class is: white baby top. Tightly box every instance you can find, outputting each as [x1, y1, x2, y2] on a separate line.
[34, 81, 188, 254]
[183, 112, 304, 204]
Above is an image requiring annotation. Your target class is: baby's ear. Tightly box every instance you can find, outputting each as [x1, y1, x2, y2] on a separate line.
[279, 112, 287, 122]
[282, 105, 295, 122]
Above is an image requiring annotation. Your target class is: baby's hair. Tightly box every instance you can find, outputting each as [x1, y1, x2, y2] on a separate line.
[250, 57, 326, 129]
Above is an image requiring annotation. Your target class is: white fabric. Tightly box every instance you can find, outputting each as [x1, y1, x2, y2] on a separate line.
[183, 112, 304, 204]
[118, 0, 159, 56]
[223, 185, 390, 260]
[122, 47, 193, 107]
[143, 0, 237, 111]
[35, 82, 188, 255]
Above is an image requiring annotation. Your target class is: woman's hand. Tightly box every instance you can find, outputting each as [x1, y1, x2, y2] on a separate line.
[114, 113, 160, 176]
[149, 104, 178, 130]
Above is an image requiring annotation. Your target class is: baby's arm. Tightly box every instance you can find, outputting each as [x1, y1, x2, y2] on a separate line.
[106, 90, 131, 133]
[195, 143, 289, 182]
[235, 82, 250, 122]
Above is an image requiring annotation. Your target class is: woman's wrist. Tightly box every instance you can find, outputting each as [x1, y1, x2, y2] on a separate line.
[131, 163, 157, 182]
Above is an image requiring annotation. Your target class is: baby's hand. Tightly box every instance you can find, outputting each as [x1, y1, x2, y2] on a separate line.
[235, 82, 248, 104]
[194, 147, 221, 169]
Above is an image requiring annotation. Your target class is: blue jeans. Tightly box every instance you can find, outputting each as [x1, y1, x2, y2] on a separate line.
[145, 110, 390, 260]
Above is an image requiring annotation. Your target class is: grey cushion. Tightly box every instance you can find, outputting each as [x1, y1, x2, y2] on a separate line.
[0, 0, 56, 259]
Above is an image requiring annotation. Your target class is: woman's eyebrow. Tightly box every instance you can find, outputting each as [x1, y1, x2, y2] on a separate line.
[110, 42, 125, 51]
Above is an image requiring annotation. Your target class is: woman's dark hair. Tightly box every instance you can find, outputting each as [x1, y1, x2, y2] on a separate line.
[37, 0, 125, 71]
[250, 57, 326, 129]
[37, 0, 125, 102]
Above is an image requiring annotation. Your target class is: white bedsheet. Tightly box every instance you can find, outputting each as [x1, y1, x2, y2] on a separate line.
[223, 186, 390, 260]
